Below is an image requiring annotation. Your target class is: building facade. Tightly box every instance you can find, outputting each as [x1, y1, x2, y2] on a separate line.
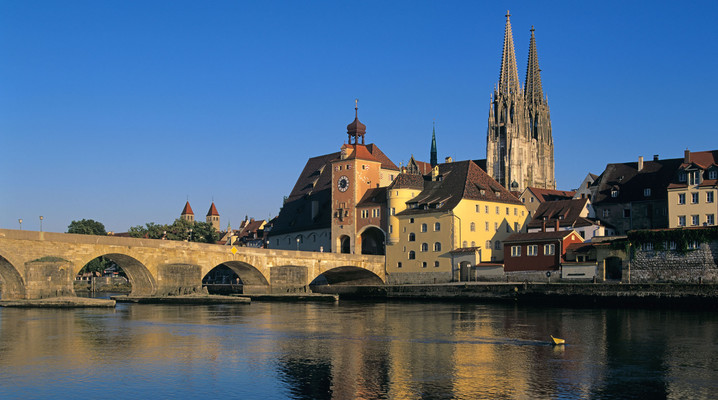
[667, 150, 718, 228]
[486, 12, 555, 192]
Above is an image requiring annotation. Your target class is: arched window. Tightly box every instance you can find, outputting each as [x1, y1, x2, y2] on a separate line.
[470, 222, 476, 232]
[486, 240, 491, 249]
[434, 222, 441, 231]
[421, 223, 427, 232]
[434, 242, 441, 252]
[471, 241, 476, 247]
[421, 243, 428, 252]
[408, 233, 416, 242]
[462, 241, 468, 248]
[408, 251, 416, 260]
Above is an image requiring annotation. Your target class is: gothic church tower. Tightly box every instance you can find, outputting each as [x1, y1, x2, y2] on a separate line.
[486, 12, 555, 192]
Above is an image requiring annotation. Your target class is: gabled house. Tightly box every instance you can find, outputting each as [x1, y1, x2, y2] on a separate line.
[519, 187, 575, 218]
[503, 230, 583, 273]
[526, 198, 614, 240]
[667, 149, 718, 228]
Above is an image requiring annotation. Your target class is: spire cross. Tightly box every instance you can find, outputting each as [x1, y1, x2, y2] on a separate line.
[505, 10, 510, 19]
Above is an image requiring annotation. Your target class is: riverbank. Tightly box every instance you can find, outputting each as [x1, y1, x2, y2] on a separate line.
[311, 282, 718, 307]
[112, 294, 251, 304]
[232, 293, 339, 302]
[0, 296, 115, 308]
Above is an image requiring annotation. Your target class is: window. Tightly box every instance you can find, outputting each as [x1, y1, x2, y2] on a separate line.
[476, 205, 479, 212]
[514, 208, 518, 216]
[506, 224, 511, 233]
[611, 190, 619, 198]
[361, 210, 368, 218]
[389, 225, 393, 234]
[494, 222, 498, 231]
[408, 233, 416, 241]
[410, 218, 415, 224]
[494, 241, 501, 250]
[505, 207, 509, 215]
[372, 208, 379, 218]
[495, 206, 500, 214]
[485, 205, 489, 213]
[422, 261, 427, 268]
[391, 207, 396, 215]
[408, 251, 415, 260]
[644, 188, 651, 197]
[692, 215, 699, 226]
[421, 243, 428, 252]
[692, 193, 699, 204]
[678, 215, 686, 226]
[485, 222, 489, 231]
[710, 170, 718, 180]
[668, 241, 677, 250]
[434, 242, 441, 251]
[544, 244, 555, 255]
[679, 193, 686, 204]
[623, 209, 631, 218]
[434, 222, 441, 231]
[687, 241, 699, 250]
[514, 222, 519, 232]
[679, 172, 686, 182]
[642, 243, 654, 251]
[708, 214, 715, 225]
[602, 209, 610, 217]
[527, 245, 538, 256]
[470, 241, 475, 247]
[707, 192, 714, 203]
[530, 197, 535, 203]
[486, 240, 491, 249]
[462, 241, 468, 248]
[421, 223, 427, 232]
[470, 222, 476, 232]
[397, 262, 402, 268]
[511, 246, 521, 257]
[434, 261, 440, 268]
[688, 171, 699, 185]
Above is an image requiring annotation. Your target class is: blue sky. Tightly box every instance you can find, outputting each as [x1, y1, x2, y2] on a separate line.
[2, 1, 717, 233]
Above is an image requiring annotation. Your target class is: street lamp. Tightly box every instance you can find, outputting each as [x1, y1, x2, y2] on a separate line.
[39, 216, 44, 232]
[296, 237, 300, 251]
[188, 228, 193, 242]
[18, 219, 22, 230]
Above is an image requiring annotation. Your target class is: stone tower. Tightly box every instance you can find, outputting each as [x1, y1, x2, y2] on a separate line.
[180, 201, 195, 223]
[206, 202, 220, 232]
[486, 11, 555, 192]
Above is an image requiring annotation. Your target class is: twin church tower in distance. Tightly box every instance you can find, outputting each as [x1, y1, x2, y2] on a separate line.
[486, 11, 555, 192]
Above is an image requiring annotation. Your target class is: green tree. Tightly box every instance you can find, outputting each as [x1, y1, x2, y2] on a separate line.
[128, 219, 218, 244]
[68, 219, 107, 235]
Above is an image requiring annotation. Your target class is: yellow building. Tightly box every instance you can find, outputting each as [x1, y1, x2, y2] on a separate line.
[667, 150, 718, 228]
[386, 160, 529, 284]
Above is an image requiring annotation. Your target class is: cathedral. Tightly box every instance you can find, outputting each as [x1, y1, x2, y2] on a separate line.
[486, 11, 555, 192]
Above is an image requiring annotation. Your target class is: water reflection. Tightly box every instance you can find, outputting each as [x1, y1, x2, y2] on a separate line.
[0, 301, 716, 399]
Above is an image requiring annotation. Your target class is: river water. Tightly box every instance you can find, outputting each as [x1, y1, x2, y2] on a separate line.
[0, 299, 716, 399]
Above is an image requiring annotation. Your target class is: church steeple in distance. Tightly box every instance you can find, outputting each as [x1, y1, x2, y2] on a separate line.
[430, 121, 438, 167]
[486, 12, 555, 192]
[346, 99, 366, 145]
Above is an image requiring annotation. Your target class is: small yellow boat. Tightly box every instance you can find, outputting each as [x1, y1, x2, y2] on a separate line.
[551, 335, 565, 345]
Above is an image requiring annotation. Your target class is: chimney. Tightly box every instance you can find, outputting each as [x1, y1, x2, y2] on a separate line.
[555, 219, 560, 231]
[542, 217, 547, 232]
[684, 149, 691, 163]
[638, 156, 644, 171]
[653, 154, 659, 161]
[445, 156, 453, 163]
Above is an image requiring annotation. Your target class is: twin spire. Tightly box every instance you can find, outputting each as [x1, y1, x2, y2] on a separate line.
[498, 11, 545, 102]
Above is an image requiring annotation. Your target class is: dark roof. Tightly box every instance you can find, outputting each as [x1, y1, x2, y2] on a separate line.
[396, 160, 522, 216]
[357, 187, 387, 208]
[504, 230, 579, 243]
[286, 152, 340, 202]
[449, 247, 482, 254]
[527, 198, 594, 229]
[366, 143, 400, 171]
[565, 242, 595, 253]
[592, 157, 684, 204]
[669, 150, 718, 189]
[388, 173, 425, 190]
[525, 187, 576, 202]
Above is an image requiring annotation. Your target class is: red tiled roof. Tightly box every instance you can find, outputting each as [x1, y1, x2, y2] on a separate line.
[347, 144, 380, 162]
[366, 143, 400, 171]
[181, 201, 194, 216]
[206, 202, 219, 216]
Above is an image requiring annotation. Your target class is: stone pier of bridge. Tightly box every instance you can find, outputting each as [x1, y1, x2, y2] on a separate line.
[0, 229, 385, 300]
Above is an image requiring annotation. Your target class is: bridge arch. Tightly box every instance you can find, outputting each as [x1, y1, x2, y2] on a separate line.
[310, 265, 384, 287]
[358, 225, 385, 255]
[77, 253, 156, 296]
[0, 253, 26, 300]
[204, 260, 270, 293]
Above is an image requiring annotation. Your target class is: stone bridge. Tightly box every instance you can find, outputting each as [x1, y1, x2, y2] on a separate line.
[0, 229, 385, 300]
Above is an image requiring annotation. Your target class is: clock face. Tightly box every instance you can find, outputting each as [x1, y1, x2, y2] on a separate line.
[337, 175, 349, 192]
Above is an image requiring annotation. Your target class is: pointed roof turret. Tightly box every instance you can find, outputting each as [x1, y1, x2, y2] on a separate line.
[430, 121, 438, 167]
[181, 201, 194, 216]
[524, 26, 544, 104]
[498, 11, 521, 97]
[206, 202, 219, 217]
[346, 99, 366, 145]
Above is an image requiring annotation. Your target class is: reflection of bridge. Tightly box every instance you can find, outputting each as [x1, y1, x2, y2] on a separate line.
[0, 229, 385, 300]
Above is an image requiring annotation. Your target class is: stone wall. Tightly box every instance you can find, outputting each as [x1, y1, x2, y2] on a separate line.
[387, 271, 452, 285]
[631, 242, 718, 283]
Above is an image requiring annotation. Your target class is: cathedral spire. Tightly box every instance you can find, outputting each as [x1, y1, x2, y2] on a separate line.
[524, 26, 544, 104]
[498, 10, 521, 97]
[430, 121, 437, 167]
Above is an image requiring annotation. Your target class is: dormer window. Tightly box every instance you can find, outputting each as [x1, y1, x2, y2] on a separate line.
[709, 170, 717, 180]
[688, 170, 699, 185]
[611, 189, 619, 198]
[644, 188, 651, 197]
[678, 171, 687, 182]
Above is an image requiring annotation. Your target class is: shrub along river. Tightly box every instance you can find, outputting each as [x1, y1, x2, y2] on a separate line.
[0, 298, 716, 399]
